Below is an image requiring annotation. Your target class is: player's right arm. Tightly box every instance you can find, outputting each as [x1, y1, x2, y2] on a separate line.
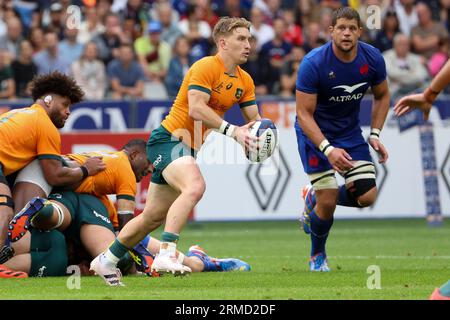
[187, 86, 257, 150]
[394, 59, 450, 120]
[36, 114, 106, 187]
[296, 91, 353, 172]
[295, 57, 352, 172]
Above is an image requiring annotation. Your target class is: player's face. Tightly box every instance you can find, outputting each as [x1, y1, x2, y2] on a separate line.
[131, 152, 151, 182]
[48, 95, 71, 128]
[224, 27, 251, 65]
[330, 18, 361, 53]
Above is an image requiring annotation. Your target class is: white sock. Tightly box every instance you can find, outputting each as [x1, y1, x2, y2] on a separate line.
[103, 250, 120, 267]
[177, 252, 185, 264]
[159, 242, 177, 257]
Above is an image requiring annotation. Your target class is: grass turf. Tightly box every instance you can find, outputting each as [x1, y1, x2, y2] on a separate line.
[0, 218, 449, 300]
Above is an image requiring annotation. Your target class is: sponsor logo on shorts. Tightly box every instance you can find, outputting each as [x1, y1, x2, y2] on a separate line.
[37, 266, 47, 277]
[153, 154, 162, 167]
[93, 210, 111, 224]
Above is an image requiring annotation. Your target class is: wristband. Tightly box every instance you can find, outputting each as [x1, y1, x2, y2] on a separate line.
[369, 128, 381, 140]
[424, 87, 439, 104]
[80, 166, 89, 179]
[218, 120, 236, 138]
[118, 210, 134, 215]
[319, 139, 335, 157]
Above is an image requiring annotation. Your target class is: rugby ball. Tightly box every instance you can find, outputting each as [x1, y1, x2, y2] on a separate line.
[245, 118, 278, 163]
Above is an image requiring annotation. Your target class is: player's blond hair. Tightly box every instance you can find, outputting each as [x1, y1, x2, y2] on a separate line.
[212, 17, 251, 45]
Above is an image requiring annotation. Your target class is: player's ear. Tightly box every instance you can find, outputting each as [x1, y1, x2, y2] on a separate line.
[44, 95, 53, 107]
[218, 37, 227, 49]
[130, 149, 139, 160]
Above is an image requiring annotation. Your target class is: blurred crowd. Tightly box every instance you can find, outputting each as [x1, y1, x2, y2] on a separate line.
[0, 0, 449, 101]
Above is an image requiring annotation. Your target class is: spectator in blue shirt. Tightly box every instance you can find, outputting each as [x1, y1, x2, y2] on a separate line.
[107, 44, 145, 99]
[33, 30, 70, 75]
[165, 36, 195, 98]
[58, 27, 84, 67]
[259, 17, 293, 94]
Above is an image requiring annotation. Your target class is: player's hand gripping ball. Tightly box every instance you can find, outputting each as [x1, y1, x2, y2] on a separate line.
[245, 118, 278, 163]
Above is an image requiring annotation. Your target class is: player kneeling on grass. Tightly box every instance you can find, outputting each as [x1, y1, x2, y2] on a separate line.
[2, 192, 250, 280]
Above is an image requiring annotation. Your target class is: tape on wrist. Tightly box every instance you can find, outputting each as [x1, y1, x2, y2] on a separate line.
[118, 210, 134, 215]
[319, 139, 335, 157]
[80, 166, 89, 179]
[370, 128, 381, 140]
[219, 120, 236, 137]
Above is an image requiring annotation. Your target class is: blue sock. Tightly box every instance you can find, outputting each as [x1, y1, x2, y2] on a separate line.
[186, 251, 219, 272]
[337, 185, 361, 207]
[140, 235, 151, 248]
[309, 209, 333, 256]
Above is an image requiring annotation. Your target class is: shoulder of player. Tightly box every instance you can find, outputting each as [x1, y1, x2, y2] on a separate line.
[190, 56, 217, 69]
[115, 151, 134, 170]
[32, 105, 58, 128]
[305, 41, 330, 58]
[301, 43, 330, 68]
[357, 41, 383, 60]
[236, 66, 253, 82]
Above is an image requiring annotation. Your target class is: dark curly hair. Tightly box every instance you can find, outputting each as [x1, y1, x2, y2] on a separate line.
[30, 71, 84, 104]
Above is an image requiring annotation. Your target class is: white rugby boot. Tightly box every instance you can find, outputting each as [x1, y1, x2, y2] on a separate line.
[90, 253, 124, 286]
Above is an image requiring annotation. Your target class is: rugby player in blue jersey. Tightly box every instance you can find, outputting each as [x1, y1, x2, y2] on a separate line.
[295, 7, 390, 271]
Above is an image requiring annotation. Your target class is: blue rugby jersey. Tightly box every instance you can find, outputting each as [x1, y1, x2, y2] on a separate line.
[295, 41, 386, 148]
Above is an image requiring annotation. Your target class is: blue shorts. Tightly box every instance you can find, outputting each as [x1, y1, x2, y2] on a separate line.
[295, 126, 372, 174]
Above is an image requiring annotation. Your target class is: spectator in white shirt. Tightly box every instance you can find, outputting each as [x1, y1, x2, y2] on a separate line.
[383, 33, 428, 99]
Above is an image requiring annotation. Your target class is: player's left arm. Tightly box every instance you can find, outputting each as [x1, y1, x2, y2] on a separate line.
[117, 198, 136, 230]
[369, 79, 390, 164]
[238, 74, 262, 123]
[240, 104, 261, 123]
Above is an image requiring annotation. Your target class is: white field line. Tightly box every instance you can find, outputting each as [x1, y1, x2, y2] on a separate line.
[243, 255, 450, 260]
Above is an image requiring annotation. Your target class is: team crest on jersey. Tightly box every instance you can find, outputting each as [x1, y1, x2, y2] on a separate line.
[328, 71, 335, 79]
[235, 88, 243, 99]
[360, 63, 369, 75]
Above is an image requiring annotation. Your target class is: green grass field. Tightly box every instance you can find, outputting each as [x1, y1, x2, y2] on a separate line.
[0, 219, 449, 300]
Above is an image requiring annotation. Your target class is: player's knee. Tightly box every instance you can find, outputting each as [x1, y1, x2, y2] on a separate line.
[349, 178, 377, 207]
[0, 194, 14, 214]
[356, 187, 377, 207]
[316, 197, 337, 216]
[185, 179, 205, 203]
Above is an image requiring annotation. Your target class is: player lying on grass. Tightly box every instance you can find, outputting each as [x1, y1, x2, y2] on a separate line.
[2, 191, 250, 279]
